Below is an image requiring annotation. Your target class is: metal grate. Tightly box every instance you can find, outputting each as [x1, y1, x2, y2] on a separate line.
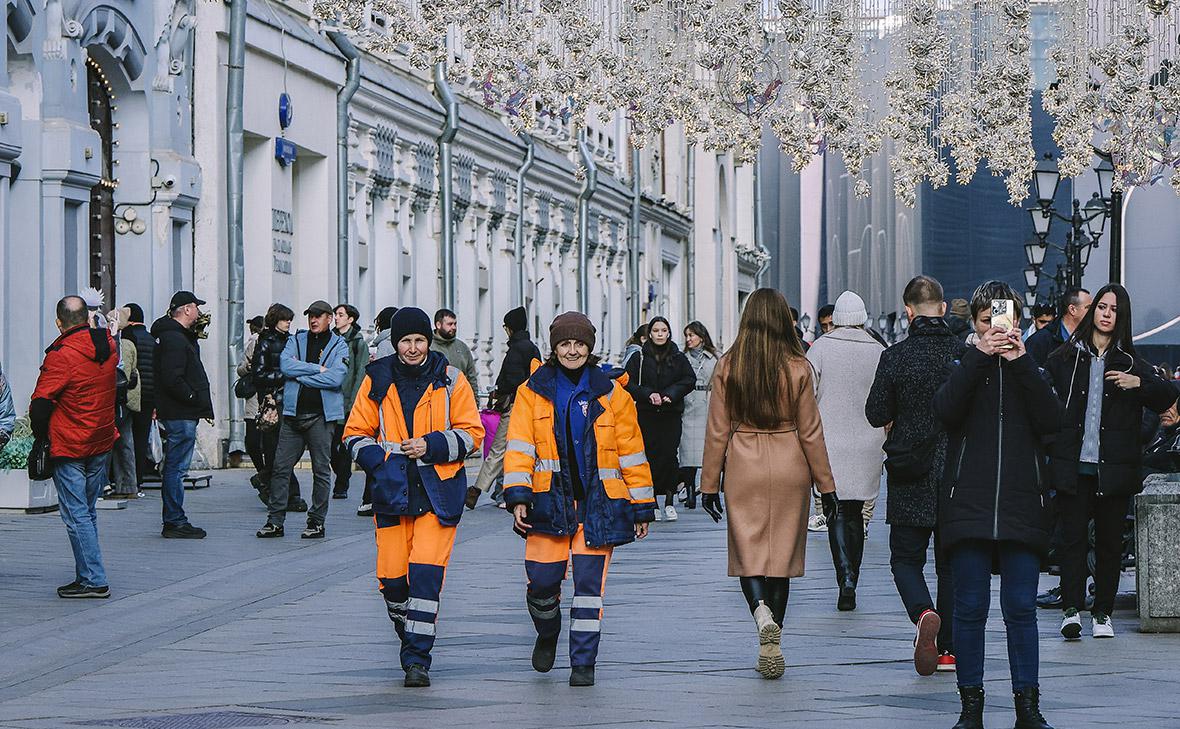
[75, 711, 331, 729]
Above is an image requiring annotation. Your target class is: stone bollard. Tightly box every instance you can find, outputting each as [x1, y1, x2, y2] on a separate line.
[1136, 473, 1180, 632]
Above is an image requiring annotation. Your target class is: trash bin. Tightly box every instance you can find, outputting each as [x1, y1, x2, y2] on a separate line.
[1135, 473, 1180, 632]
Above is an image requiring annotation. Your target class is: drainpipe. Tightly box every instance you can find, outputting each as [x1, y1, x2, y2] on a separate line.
[327, 31, 361, 303]
[513, 132, 534, 308]
[224, 0, 247, 457]
[753, 153, 770, 287]
[628, 145, 641, 326]
[686, 143, 696, 321]
[433, 61, 459, 309]
[577, 128, 598, 313]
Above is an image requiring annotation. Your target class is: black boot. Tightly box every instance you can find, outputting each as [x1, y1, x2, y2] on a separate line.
[951, 685, 984, 729]
[766, 577, 790, 626]
[685, 481, 697, 509]
[531, 633, 558, 673]
[1014, 687, 1053, 729]
[827, 499, 862, 611]
[404, 664, 430, 688]
[569, 665, 595, 687]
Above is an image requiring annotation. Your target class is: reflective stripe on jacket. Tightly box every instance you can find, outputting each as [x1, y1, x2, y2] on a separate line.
[503, 360, 656, 547]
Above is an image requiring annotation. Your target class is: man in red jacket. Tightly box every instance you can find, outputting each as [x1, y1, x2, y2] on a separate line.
[31, 296, 118, 598]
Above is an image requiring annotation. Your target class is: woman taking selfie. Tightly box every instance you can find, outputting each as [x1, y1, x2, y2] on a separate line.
[503, 312, 656, 687]
[934, 281, 1062, 729]
[678, 321, 718, 509]
[699, 288, 837, 680]
[1044, 284, 1177, 642]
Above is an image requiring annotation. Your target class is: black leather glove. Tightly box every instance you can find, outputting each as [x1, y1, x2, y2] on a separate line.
[701, 492, 724, 523]
[820, 490, 839, 523]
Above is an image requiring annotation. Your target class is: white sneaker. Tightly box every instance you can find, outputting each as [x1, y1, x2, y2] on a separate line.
[807, 514, 827, 532]
[664, 505, 678, 521]
[1060, 609, 1082, 641]
[356, 503, 373, 517]
[653, 507, 663, 521]
[1091, 612, 1115, 638]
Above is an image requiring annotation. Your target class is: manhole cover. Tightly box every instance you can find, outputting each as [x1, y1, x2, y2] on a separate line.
[74, 711, 331, 729]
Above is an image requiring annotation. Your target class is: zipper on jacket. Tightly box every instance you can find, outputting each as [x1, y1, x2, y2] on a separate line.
[994, 364, 1004, 540]
[949, 440, 967, 499]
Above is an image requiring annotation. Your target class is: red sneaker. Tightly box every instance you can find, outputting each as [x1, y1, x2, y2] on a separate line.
[914, 610, 940, 676]
[936, 652, 956, 672]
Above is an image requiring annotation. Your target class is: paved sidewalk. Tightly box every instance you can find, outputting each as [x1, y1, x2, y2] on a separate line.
[1, 471, 1176, 729]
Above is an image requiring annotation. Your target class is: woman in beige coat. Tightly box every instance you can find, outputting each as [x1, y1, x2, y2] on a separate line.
[700, 288, 837, 680]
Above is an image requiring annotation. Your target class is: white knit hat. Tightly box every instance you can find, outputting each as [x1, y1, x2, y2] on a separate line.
[831, 290, 868, 327]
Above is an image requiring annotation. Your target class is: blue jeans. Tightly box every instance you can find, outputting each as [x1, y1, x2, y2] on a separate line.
[950, 539, 1040, 690]
[53, 453, 111, 587]
[159, 419, 197, 527]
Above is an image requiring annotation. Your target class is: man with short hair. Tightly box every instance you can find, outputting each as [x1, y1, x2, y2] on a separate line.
[430, 308, 480, 393]
[866, 275, 965, 675]
[32, 296, 119, 597]
[817, 304, 836, 335]
[151, 291, 212, 539]
[123, 303, 157, 483]
[257, 300, 348, 539]
[1027, 288, 1091, 367]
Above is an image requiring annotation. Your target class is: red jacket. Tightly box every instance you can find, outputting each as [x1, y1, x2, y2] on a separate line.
[31, 325, 118, 458]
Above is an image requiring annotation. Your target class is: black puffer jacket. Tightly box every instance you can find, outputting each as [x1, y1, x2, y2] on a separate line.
[624, 340, 696, 415]
[124, 323, 156, 406]
[933, 347, 1062, 554]
[252, 328, 290, 397]
[1043, 343, 1178, 497]
[865, 317, 966, 527]
[494, 330, 541, 410]
[151, 316, 214, 421]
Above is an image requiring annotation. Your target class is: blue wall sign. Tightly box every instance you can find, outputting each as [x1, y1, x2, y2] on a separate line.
[274, 137, 297, 166]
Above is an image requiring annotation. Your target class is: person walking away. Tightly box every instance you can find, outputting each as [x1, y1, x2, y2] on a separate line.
[372, 306, 399, 361]
[31, 296, 118, 597]
[250, 304, 304, 509]
[123, 303, 157, 483]
[807, 303, 837, 533]
[678, 321, 718, 510]
[1043, 284, 1177, 642]
[625, 316, 695, 522]
[109, 308, 141, 498]
[806, 290, 885, 611]
[468, 306, 540, 509]
[504, 311, 654, 687]
[1027, 288, 1091, 367]
[332, 304, 370, 499]
[699, 288, 837, 679]
[343, 307, 483, 687]
[256, 300, 347, 539]
[239, 316, 265, 481]
[933, 280, 1062, 729]
[944, 299, 973, 342]
[865, 275, 964, 675]
[430, 308, 480, 393]
[621, 325, 647, 370]
[151, 291, 212, 539]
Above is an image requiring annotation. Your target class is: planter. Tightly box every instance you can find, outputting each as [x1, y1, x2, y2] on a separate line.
[0, 468, 58, 513]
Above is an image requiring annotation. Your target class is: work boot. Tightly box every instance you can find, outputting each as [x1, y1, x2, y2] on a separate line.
[951, 685, 984, 729]
[753, 602, 784, 679]
[1013, 687, 1053, 729]
[404, 664, 431, 688]
[531, 633, 558, 673]
[569, 665, 595, 687]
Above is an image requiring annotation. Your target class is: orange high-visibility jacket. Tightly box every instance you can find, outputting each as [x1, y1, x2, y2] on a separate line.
[343, 352, 484, 526]
[503, 360, 655, 547]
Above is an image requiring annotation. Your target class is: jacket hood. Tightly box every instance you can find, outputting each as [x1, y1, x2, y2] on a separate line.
[49, 325, 112, 364]
[819, 326, 883, 347]
[909, 316, 954, 336]
[365, 350, 451, 403]
[150, 315, 192, 340]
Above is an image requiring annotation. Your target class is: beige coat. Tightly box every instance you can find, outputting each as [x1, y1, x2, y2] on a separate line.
[120, 337, 141, 413]
[700, 356, 836, 577]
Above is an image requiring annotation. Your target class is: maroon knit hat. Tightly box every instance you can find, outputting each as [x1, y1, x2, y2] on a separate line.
[549, 311, 596, 351]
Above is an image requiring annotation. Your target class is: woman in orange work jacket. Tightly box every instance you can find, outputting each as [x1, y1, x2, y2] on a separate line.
[343, 308, 483, 689]
[503, 312, 656, 687]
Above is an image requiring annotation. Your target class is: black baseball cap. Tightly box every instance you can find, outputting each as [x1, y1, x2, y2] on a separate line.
[304, 300, 333, 316]
[169, 291, 206, 312]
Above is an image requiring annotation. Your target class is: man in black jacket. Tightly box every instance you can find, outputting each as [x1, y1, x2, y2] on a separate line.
[467, 306, 541, 509]
[865, 275, 964, 676]
[150, 291, 213, 539]
[123, 302, 157, 483]
[1026, 288, 1090, 366]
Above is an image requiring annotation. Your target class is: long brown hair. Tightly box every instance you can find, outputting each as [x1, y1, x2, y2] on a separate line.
[725, 288, 806, 428]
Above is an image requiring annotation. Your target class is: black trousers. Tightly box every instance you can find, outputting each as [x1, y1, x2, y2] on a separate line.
[638, 410, 682, 508]
[1059, 474, 1129, 615]
[260, 419, 301, 501]
[244, 418, 266, 473]
[131, 407, 156, 484]
[890, 524, 954, 652]
[331, 422, 353, 495]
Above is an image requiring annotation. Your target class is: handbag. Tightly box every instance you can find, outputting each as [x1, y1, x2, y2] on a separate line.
[233, 375, 257, 400]
[27, 437, 53, 481]
[148, 420, 165, 463]
[257, 393, 280, 432]
[883, 431, 939, 482]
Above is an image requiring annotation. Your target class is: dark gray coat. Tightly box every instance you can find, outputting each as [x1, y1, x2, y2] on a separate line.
[865, 317, 965, 527]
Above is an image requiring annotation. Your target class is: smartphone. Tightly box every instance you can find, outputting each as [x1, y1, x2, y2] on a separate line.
[991, 299, 1016, 350]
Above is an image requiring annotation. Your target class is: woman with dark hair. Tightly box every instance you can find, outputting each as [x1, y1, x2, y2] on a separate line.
[373, 306, 399, 360]
[678, 321, 718, 509]
[934, 280, 1062, 729]
[622, 324, 647, 368]
[700, 288, 837, 679]
[1044, 283, 1177, 642]
[251, 303, 305, 511]
[625, 316, 695, 521]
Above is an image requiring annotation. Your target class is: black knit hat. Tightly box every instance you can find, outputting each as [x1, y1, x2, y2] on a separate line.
[503, 306, 528, 333]
[389, 307, 433, 346]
